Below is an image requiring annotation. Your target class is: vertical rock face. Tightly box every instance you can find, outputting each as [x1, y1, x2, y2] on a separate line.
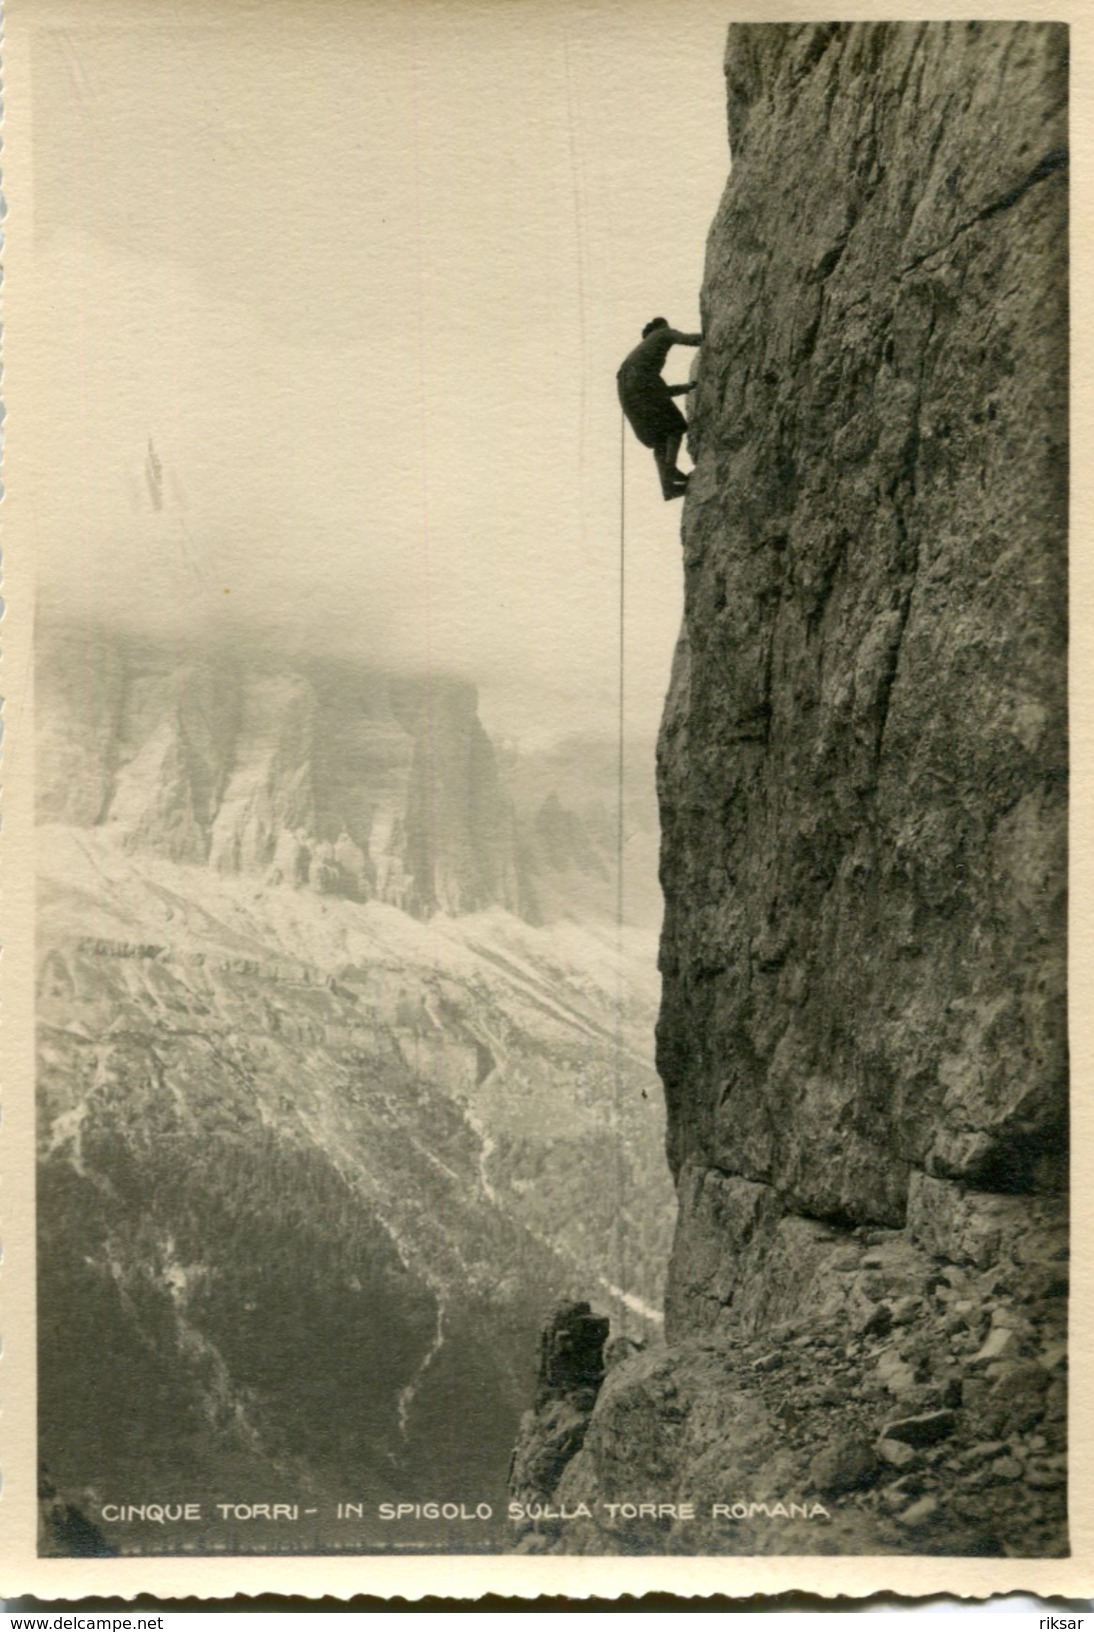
[402, 685, 521, 917]
[507, 27, 1069, 1558]
[658, 21, 1067, 1304]
[36, 623, 656, 928]
[35, 620, 525, 919]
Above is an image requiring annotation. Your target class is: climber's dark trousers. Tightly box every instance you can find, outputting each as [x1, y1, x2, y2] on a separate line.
[653, 431, 687, 499]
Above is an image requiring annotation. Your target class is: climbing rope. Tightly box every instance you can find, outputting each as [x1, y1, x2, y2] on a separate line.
[617, 409, 626, 934]
[613, 409, 628, 1333]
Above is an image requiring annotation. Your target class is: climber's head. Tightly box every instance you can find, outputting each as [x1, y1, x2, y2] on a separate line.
[642, 317, 670, 338]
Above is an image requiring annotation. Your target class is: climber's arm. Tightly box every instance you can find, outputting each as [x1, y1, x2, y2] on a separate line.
[668, 330, 703, 347]
[667, 383, 696, 397]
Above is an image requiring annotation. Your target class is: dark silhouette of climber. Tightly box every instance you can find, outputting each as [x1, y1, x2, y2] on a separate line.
[617, 318, 702, 500]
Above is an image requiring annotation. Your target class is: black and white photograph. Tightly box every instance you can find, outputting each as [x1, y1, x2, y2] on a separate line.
[4, 0, 1079, 1592]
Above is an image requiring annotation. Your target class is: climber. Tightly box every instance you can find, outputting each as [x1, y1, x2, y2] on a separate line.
[617, 318, 702, 500]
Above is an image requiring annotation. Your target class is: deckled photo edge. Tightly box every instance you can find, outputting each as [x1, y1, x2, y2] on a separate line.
[2, 0, 1092, 1601]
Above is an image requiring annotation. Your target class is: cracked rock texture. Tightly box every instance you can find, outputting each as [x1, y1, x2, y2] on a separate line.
[512, 21, 1068, 1557]
[36, 620, 664, 931]
[511, 1217, 1067, 1555]
[661, 19, 1067, 1257]
[36, 620, 519, 918]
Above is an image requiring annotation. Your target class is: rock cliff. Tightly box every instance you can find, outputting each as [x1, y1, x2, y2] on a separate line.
[511, 21, 1068, 1556]
[661, 16, 1067, 1242]
[37, 620, 524, 918]
[36, 621, 658, 928]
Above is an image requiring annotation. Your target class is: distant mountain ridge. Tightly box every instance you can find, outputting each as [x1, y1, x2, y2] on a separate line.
[37, 618, 661, 930]
[37, 619, 521, 918]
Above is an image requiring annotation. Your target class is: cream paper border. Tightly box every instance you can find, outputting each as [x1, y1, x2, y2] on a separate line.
[2, 0, 1090, 1601]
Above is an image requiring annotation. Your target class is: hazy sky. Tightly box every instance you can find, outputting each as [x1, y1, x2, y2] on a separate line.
[24, 0, 730, 742]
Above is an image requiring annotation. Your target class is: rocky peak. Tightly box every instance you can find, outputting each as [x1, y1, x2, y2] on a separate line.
[36, 620, 524, 920]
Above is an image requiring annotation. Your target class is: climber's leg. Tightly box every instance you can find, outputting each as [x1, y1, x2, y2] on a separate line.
[654, 434, 688, 500]
[664, 429, 687, 484]
[652, 448, 685, 500]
